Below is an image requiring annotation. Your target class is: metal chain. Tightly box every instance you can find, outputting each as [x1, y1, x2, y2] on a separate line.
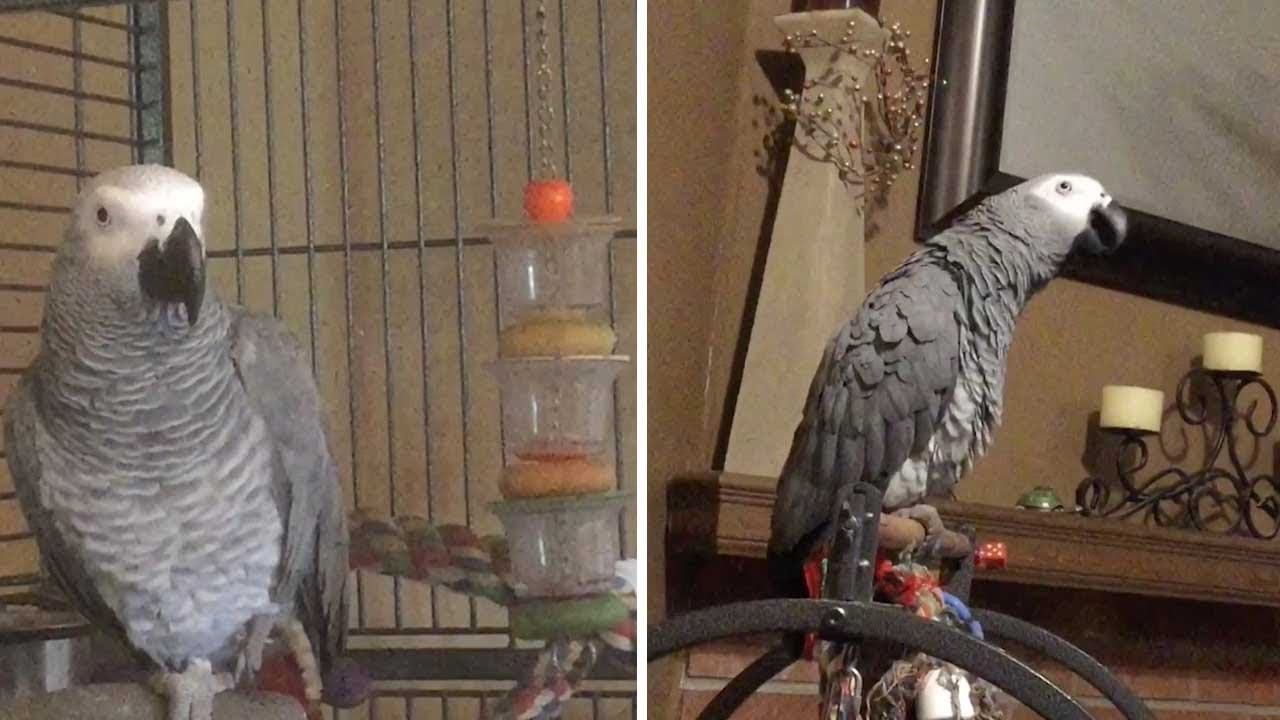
[534, 0, 557, 178]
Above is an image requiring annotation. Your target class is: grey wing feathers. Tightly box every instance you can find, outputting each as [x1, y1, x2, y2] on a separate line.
[230, 310, 348, 671]
[3, 375, 128, 641]
[768, 260, 962, 556]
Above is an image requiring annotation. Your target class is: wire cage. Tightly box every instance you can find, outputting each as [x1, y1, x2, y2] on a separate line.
[0, 1, 637, 717]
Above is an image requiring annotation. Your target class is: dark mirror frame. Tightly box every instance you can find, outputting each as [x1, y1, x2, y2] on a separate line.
[914, 0, 1280, 329]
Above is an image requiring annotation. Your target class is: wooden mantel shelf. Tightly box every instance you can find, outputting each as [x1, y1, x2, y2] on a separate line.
[667, 472, 1280, 609]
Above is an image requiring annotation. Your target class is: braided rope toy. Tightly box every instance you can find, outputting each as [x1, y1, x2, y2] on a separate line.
[348, 512, 636, 719]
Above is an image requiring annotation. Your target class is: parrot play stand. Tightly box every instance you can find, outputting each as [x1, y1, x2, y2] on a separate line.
[649, 482, 1156, 720]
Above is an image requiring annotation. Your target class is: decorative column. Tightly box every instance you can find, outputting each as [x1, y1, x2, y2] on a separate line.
[724, 9, 889, 478]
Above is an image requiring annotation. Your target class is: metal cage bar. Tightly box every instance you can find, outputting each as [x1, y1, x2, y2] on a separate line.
[367, 0, 403, 631]
[363, 688, 635, 720]
[71, 12, 87, 189]
[0, 118, 138, 146]
[443, 0, 479, 629]
[50, 8, 137, 32]
[132, 1, 168, 165]
[223, 0, 244, 301]
[0, 76, 134, 106]
[0, 0, 127, 11]
[0, 33, 138, 70]
[404, 0, 441, 630]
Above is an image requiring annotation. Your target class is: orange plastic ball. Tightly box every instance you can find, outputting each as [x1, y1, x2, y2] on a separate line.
[524, 179, 574, 222]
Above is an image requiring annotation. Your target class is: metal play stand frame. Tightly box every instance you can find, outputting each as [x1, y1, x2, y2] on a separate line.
[650, 483, 1157, 720]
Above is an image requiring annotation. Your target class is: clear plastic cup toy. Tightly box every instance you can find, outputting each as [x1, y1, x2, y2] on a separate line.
[487, 356, 626, 467]
[490, 491, 631, 597]
[481, 217, 622, 358]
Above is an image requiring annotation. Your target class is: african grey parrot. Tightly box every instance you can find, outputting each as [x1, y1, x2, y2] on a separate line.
[768, 173, 1127, 593]
[3, 165, 348, 720]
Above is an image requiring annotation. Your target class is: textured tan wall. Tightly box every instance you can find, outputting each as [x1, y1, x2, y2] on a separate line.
[648, 0, 757, 619]
[647, 2, 765, 715]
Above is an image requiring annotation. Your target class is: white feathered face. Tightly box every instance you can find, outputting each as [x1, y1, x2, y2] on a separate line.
[67, 165, 208, 324]
[1023, 173, 1127, 256]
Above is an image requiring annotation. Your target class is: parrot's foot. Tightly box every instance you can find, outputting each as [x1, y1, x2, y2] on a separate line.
[150, 659, 231, 720]
[235, 613, 277, 684]
[280, 617, 323, 704]
[891, 503, 947, 561]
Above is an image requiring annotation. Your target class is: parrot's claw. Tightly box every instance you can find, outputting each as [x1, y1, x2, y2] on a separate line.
[892, 503, 947, 561]
[891, 503, 945, 535]
[151, 659, 229, 720]
[235, 613, 277, 684]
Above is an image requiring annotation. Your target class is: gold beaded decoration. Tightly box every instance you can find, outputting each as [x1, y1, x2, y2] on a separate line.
[779, 19, 930, 208]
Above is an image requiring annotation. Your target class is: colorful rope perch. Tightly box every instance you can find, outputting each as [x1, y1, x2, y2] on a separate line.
[348, 513, 637, 720]
[349, 513, 517, 605]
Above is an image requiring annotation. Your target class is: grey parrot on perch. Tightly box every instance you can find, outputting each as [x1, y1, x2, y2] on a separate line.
[3, 166, 348, 720]
[768, 173, 1128, 593]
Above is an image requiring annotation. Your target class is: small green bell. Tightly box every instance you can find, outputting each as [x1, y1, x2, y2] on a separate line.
[1016, 486, 1066, 512]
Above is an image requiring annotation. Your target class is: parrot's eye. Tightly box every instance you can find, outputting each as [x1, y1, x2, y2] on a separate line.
[95, 207, 110, 226]
[156, 215, 166, 226]
[1056, 180, 1072, 195]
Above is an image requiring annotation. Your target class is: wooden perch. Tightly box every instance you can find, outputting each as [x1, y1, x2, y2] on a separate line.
[877, 512, 972, 559]
[0, 685, 304, 720]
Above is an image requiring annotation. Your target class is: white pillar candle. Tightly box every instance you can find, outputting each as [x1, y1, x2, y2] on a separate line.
[1203, 332, 1263, 373]
[1099, 385, 1164, 433]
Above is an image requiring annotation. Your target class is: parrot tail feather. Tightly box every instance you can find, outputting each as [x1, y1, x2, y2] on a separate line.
[766, 548, 806, 600]
[767, 519, 830, 599]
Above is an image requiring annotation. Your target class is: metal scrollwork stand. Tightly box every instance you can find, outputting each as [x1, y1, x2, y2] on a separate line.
[651, 482, 1156, 719]
[1077, 368, 1280, 539]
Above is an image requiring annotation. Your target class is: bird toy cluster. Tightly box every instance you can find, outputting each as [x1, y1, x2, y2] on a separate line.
[463, 2, 636, 713]
[806, 543, 1007, 720]
[778, 17, 930, 206]
[862, 653, 1008, 720]
[349, 513, 636, 719]
[858, 554, 1004, 719]
[871, 552, 982, 638]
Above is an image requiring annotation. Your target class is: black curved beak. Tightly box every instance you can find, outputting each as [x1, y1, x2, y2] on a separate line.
[1075, 204, 1128, 256]
[138, 217, 206, 325]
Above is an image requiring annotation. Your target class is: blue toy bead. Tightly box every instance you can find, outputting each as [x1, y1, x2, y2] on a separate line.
[941, 591, 984, 639]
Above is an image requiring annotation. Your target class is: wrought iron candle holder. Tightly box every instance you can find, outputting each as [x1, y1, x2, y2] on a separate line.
[1076, 368, 1280, 538]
